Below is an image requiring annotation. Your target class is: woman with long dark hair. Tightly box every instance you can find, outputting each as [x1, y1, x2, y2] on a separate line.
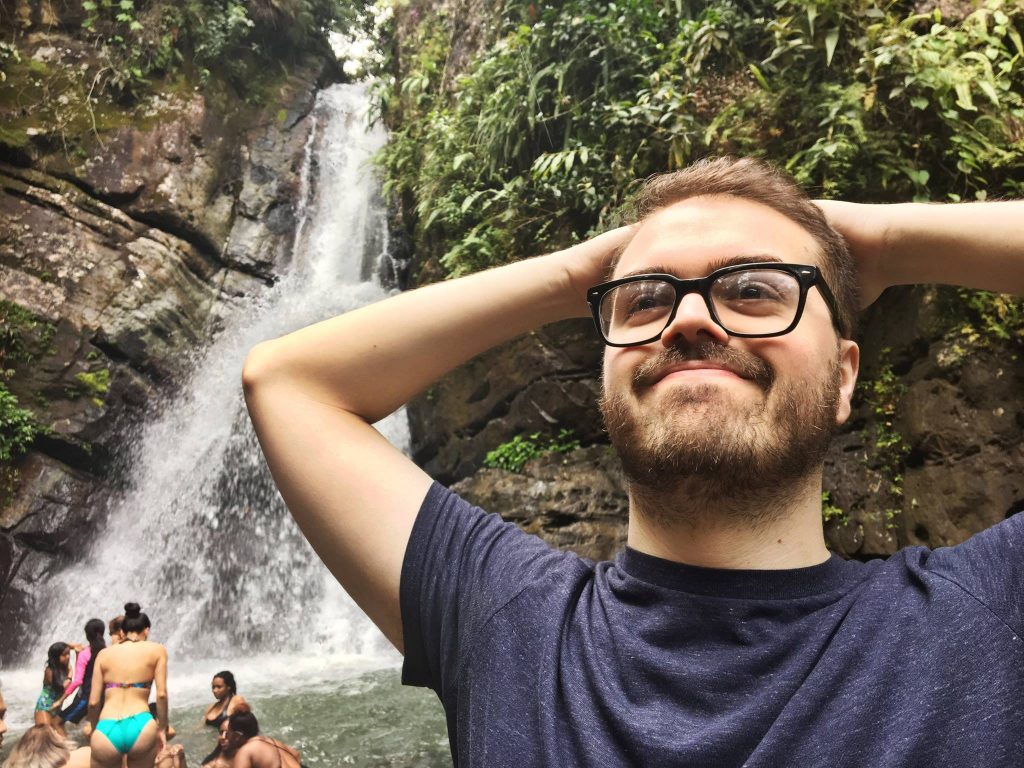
[34, 643, 72, 731]
[200, 670, 248, 765]
[50, 618, 106, 727]
[88, 602, 169, 768]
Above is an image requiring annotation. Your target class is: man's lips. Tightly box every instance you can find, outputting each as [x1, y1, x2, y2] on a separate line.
[653, 362, 747, 386]
[632, 342, 775, 393]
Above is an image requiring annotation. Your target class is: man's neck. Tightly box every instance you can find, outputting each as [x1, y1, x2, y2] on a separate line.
[625, 474, 830, 570]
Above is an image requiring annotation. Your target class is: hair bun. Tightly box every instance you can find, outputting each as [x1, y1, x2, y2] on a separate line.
[124, 602, 142, 618]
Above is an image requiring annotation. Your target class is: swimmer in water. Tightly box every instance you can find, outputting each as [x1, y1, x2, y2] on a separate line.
[214, 712, 304, 768]
[35, 643, 74, 733]
[52, 618, 106, 729]
[87, 602, 169, 768]
[107, 616, 126, 645]
[201, 670, 249, 764]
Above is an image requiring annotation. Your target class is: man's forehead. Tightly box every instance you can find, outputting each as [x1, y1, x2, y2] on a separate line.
[613, 195, 820, 278]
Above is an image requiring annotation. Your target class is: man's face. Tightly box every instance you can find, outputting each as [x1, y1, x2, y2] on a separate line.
[600, 195, 859, 514]
[0, 691, 7, 747]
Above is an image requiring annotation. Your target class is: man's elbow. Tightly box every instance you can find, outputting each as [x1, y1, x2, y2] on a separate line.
[241, 341, 279, 395]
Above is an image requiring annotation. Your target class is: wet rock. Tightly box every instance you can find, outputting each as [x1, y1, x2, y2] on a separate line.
[0, 451, 110, 660]
[453, 446, 628, 562]
[409, 318, 604, 482]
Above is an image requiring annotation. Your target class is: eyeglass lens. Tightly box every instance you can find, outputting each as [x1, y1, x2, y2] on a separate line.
[599, 268, 802, 344]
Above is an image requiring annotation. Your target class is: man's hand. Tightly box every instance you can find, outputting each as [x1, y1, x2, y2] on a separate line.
[816, 199, 1024, 307]
[814, 200, 890, 308]
[560, 224, 637, 301]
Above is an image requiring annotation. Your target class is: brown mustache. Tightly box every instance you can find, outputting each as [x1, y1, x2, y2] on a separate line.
[632, 342, 774, 392]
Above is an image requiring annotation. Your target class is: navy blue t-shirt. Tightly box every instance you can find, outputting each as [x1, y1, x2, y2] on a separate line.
[401, 483, 1024, 766]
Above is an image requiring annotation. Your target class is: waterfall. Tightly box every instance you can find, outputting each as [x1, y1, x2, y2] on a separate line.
[16, 83, 402, 686]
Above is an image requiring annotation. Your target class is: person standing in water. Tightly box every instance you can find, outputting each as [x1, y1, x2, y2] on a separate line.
[87, 602, 169, 768]
[52, 619, 105, 728]
[201, 671, 248, 765]
[34, 643, 74, 732]
[107, 616, 125, 645]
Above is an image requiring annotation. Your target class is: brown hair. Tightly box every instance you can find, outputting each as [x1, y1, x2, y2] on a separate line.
[2, 726, 72, 768]
[627, 156, 858, 338]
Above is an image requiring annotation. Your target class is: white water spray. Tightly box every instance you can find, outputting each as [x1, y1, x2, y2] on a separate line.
[3, 86, 404, 726]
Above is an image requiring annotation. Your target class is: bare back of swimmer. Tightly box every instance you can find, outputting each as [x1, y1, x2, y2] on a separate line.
[87, 602, 169, 768]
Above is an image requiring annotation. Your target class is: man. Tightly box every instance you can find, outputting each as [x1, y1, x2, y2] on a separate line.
[243, 157, 1024, 765]
[213, 712, 302, 768]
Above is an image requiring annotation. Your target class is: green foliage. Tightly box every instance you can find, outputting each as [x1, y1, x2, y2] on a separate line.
[72, 369, 111, 407]
[0, 40, 21, 84]
[0, 301, 56, 367]
[952, 289, 1024, 347]
[73, 0, 369, 100]
[821, 490, 847, 524]
[0, 382, 41, 463]
[484, 429, 582, 473]
[377, 0, 1024, 277]
[858, 349, 909, 522]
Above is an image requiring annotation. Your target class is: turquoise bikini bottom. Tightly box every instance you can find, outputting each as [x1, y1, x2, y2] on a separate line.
[96, 710, 154, 754]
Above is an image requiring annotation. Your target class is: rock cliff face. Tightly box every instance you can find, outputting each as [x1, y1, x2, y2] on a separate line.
[0, 19, 332, 659]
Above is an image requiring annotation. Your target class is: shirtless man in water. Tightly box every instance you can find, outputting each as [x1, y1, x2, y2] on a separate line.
[212, 712, 303, 768]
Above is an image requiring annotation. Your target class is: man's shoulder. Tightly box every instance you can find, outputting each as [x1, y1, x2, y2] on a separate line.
[906, 513, 1024, 636]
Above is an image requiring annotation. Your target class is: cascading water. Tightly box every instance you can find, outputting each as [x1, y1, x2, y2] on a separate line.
[0, 86, 442, 749]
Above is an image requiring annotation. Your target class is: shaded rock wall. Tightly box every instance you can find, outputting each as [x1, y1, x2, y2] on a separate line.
[0, 23, 333, 658]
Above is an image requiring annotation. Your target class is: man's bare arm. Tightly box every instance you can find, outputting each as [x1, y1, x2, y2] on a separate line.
[242, 228, 632, 650]
[816, 200, 1024, 306]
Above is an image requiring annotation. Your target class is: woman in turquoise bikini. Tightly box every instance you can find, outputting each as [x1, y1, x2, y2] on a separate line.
[87, 602, 169, 768]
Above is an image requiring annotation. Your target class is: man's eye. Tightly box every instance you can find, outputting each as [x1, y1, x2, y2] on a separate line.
[737, 284, 775, 300]
[715, 272, 793, 304]
[626, 292, 663, 315]
[616, 283, 673, 318]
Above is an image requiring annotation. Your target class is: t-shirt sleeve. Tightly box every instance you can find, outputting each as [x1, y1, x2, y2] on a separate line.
[927, 511, 1024, 637]
[400, 481, 575, 695]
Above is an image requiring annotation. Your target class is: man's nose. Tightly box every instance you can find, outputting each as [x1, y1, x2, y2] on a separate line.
[660, 292, 730, 348]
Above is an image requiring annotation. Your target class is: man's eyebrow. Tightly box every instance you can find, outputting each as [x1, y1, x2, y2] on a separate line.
[617, 253, 784, 279]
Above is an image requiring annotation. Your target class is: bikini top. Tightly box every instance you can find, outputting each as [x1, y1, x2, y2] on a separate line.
[104, 681, 152, 690]
[205, 694, 233, 727]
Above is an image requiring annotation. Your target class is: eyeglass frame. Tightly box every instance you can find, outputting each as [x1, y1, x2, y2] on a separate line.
[586, 262, 845, 347]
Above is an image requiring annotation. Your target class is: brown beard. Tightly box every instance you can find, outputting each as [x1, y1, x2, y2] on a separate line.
[600, 341, 841, 527]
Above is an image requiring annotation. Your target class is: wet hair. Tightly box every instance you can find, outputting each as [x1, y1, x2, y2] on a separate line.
[121, 602, 151, 634]
[84, 618, 106, 657]
[213, 670, 238, 696]
[45, 643, 69, 695]
[2, 725, 72, 768]
[228, 711, 259, 740]
[627, 156, 859, 338]
[108, 615, 124, 636]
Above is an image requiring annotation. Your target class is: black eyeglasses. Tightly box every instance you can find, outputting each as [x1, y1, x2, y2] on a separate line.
[586, 262, 844, 347]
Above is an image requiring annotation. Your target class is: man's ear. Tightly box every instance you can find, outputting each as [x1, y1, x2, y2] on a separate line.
[835, 339, 860, 426]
